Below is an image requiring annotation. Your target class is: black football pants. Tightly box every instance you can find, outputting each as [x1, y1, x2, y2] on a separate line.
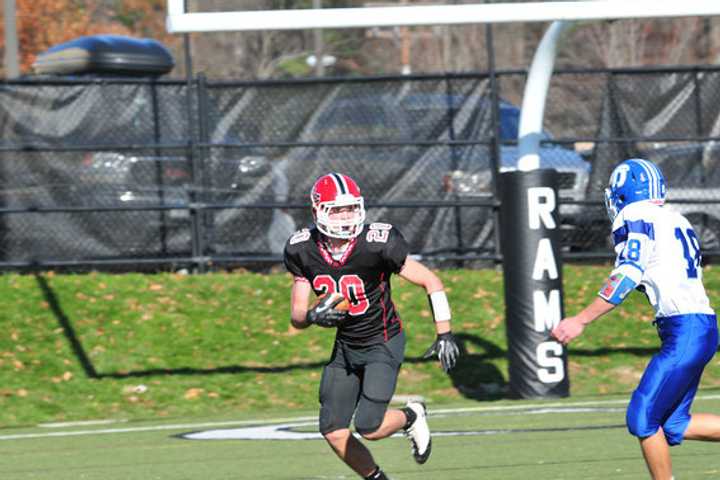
[318, 331, 406, 435]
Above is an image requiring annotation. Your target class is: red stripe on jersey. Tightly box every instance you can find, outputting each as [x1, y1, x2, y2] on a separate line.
[379, 272, 388, 341]
[393, 300, 402, 333]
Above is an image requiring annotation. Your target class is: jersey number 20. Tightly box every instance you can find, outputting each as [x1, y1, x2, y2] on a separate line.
[313, 274, 370, 315]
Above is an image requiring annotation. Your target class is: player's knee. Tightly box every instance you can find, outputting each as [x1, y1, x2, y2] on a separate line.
[354, 412, 383, 438]
[354, 395, 390, 438]
[358, 428, 384, 441]
[626, 408, 647, 438]
[322, 428, 350, 445]
[662, 422, 687, 446]
[319, 403, 350, 437]
[626, 393, 656, 438]
[355, 420, 383, 439]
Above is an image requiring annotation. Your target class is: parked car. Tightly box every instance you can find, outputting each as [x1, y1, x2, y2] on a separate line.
[640, 141, 720, 252]
[277, 94, 436, 252]
[5, 32, 296, 262]
[274, 92, 592, 256]
[75, 148, 290, 257]
[31, 34, 174, 77]
[563, 140, 720, 254]
[431, 97, 593, 251]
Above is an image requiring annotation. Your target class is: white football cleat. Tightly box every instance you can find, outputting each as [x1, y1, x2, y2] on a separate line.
[404, 401, 431, 464]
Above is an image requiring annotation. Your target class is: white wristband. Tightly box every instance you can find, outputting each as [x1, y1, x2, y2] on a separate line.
[428, 291, 451, 323]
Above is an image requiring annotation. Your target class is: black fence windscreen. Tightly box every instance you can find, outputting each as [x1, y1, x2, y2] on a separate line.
[2, 67, 720, 270]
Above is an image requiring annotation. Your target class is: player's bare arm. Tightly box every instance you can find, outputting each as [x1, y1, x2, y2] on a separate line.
[399, 257, 449, 334]
[290, 277, 313, 329]
[553, 183, 653, 347]
[552, 296, 615, 345]
[399, 257, 460, 372]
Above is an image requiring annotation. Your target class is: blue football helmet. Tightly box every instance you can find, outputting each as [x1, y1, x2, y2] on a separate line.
[604, 158, 666, 221]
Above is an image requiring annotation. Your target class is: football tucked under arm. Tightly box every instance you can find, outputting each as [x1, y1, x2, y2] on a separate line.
[305, 292, 350, 328]
[317, 292, 350, 311]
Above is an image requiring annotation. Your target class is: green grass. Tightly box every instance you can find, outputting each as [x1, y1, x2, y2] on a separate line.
[1, 264, 720, 430]
[3, 264, 720, 479]
[3, 394, 720, 479]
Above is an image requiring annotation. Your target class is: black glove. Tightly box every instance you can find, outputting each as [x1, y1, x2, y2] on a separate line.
[306, 295, 348, 328]
[423, 332, 460, 372]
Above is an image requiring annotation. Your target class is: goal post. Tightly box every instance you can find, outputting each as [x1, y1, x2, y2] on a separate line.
[166, 1, 720, 32]
[165, 0, 720, 399]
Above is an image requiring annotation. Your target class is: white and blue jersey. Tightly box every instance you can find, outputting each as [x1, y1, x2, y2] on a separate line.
[603, 200, 713, 317]
[605, 201, 718, 445]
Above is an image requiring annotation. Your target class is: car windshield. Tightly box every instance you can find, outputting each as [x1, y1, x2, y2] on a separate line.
[309, 94, 555, 145]
[498, 103, 519, 141]
[399, 95, 552, 143]
[638, 142, 720, 188]
[314, 103, 403, 140]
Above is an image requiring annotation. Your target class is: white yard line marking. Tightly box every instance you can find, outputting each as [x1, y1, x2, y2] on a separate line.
[2, 394, 720, 441]
[39, 419, 129, 428]
[431, 394, 720, 415]
[0, 416, 317, 441]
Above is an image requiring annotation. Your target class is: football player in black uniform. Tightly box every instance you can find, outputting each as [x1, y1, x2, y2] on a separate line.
[284, 173, 460, 480]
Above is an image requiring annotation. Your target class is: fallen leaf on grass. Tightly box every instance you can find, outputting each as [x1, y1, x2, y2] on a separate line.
[473, 288, 490, 299]
[184, 388, 204, 400]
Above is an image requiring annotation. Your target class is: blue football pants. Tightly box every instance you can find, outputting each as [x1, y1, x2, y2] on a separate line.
[626, 313, 718, 445]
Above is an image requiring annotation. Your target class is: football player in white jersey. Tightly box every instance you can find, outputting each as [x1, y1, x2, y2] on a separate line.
[552, 158, 720, 480]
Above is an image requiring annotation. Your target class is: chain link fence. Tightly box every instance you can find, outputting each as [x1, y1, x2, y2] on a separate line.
[1, 66, 720, 270]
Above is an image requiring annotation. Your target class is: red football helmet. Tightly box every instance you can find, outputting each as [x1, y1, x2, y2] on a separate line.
[311, 173, 366, 239]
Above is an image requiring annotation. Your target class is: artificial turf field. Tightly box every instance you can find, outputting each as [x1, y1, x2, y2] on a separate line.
[3, 393, 720, 479]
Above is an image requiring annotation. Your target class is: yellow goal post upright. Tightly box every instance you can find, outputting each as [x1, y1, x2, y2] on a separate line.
[166, 1, 720, 399]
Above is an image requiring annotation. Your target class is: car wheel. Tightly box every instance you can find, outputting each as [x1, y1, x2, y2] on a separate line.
[686, 214, 720, 253]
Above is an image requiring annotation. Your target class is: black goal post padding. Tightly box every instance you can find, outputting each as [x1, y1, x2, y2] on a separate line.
[499, 169, 570, 398]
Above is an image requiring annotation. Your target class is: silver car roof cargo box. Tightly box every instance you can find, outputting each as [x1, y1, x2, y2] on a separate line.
[32, 35, 175, 76]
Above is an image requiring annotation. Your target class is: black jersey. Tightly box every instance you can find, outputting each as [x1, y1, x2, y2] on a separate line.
[284, 223, 410, 347]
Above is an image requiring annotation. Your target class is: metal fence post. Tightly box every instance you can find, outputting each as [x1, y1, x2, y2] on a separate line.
[193, 74, 211, 272]
[149, 79, 170, 255]
[444, 75, 464, 267]
[692, 68, 704, 181]
[486, 23, 503, 262]
[183, 74, 204, 273]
